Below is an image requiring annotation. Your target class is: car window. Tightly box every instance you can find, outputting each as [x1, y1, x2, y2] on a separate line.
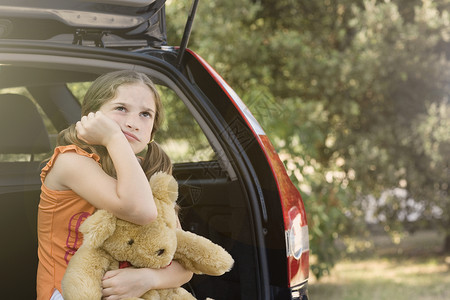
[67, 82, 214, 164]
[157, 86, 213, 163]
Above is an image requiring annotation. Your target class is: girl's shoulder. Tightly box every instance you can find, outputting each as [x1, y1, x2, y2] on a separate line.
[53, 145, 100, 162]
[41, 145, 101, 187]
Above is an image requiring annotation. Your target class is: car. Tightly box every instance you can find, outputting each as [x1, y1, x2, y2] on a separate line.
[0, 0, 309, 299]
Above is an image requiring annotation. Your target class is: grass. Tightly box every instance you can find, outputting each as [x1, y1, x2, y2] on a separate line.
[308, 230, 450, 300]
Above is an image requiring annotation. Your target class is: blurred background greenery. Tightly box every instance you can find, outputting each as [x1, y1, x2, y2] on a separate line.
[165, 0, 450, 285]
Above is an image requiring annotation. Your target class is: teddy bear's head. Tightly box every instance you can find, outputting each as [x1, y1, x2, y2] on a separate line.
[79, 172, 180, 269]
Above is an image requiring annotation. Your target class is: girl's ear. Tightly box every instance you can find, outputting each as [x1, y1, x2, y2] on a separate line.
[79, 210, 116, 249]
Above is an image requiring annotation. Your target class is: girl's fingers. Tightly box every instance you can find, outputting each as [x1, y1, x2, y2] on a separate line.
[80, 112, 97, 125]
[75, 122, 86, 142]
[75, 121, 83, 133]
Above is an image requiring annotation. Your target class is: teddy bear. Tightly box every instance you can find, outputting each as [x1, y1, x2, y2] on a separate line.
[61, 172, 234, 300]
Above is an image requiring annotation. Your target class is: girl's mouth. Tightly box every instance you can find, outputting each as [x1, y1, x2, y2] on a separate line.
[122, 131, 140, 142]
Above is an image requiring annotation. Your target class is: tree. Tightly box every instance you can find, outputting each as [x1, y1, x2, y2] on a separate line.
[166, 0, 450, 279]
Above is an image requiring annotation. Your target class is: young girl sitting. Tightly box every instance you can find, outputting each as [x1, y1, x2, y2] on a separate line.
[37, 70, 192, 300]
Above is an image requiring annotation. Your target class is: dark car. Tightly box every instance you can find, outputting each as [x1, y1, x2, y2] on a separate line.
[0, 0, 309, 299]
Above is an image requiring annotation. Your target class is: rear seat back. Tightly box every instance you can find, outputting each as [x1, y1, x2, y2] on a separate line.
[0, 93, 51, 155]
[0, 93, 52, 192]
[0, 93, 52, 299]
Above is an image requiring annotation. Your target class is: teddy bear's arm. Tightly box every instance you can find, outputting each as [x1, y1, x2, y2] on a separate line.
[61, 248, 113, 300]
[174, 229, 234, 276]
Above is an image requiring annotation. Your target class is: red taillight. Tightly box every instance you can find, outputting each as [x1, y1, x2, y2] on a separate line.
[285, 207, 310, 285]
[286, 207, 308, 259]
[259, 136, 309, 287]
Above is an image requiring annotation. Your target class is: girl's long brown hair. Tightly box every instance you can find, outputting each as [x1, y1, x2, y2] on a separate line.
[57, 70, 172, 179]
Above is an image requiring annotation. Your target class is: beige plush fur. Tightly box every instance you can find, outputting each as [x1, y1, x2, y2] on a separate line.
[61, 172, 234, 300]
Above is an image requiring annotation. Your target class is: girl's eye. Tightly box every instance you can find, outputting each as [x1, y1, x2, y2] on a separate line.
[115, 106, 126, 112]
[141, 112, 152, 118]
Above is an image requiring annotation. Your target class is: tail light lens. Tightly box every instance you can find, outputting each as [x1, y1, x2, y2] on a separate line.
[286, 207, 309, 260]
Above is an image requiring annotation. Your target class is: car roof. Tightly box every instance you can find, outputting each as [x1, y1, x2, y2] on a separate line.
[0, 0, 167, 47]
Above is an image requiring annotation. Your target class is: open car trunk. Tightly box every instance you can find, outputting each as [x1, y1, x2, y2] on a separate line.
[0, 44, 267, 300]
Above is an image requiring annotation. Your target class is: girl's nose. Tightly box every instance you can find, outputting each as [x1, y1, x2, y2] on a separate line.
[125, 116, 139, 130]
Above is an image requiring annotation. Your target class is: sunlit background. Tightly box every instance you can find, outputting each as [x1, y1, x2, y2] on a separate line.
[1, 1, 448, 298]
[163, 1, 449, 299]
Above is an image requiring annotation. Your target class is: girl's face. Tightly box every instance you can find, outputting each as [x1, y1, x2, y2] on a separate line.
[100, 82, 156, 154]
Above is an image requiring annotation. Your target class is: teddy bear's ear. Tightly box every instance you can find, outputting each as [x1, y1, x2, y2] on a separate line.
[79, 210, 116, 249]
[149, 172, 178, 204]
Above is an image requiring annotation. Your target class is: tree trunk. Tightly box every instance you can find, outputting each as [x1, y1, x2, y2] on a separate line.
[443, 233, 450, 253]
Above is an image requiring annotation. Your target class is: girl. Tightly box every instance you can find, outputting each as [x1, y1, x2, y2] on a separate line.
[37, 70, 192, 300]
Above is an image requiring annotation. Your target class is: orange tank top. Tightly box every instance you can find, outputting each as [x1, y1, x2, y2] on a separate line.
[36, 145, 99, 300]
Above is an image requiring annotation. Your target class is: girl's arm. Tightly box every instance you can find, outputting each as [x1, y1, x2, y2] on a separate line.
[101, 261, 193, 299]
[45, 111, 156, 225]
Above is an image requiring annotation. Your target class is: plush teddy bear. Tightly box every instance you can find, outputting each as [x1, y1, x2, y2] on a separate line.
[61, 172, 234, 300]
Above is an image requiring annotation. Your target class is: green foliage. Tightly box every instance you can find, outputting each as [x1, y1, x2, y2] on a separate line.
[156, 86, 213, 162]
[166, 0, 450, 278]
[67, 82, 91, 103]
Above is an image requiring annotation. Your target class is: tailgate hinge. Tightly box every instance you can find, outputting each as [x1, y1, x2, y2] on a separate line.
[72, 29, 108, 48]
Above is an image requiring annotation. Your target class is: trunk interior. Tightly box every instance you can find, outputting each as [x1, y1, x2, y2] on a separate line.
[0, 61, 261, 299]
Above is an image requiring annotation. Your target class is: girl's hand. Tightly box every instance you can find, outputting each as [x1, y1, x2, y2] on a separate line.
[76, 111, 123, 147]
[101, 268, 153, 300]
[100, 261, 193, 299]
